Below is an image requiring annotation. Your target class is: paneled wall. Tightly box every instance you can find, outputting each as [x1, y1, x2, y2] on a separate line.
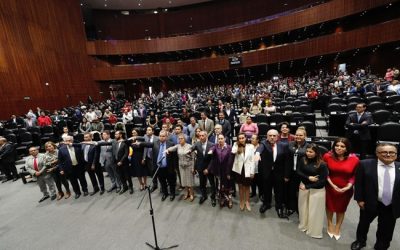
[91, 0, 316, 40]
[87, 0, 393, 55]
[91, 18, 400, 80]
[0, 0, 102, 119]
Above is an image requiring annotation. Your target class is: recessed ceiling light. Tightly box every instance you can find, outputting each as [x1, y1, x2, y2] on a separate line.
[153, 10, 158, 14]
[80, 3, 83, 6]
[138, 3, 141, 6]
[104, 4, 107, 7]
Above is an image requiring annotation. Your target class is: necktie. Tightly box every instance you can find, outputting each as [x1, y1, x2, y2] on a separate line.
[33, 157, 39, 171]
[357, 114, 361, 123]
[382, 165, 392, 206]
[271, 144, 276, 162]
[84, 145, 89, 162]
[157, 143, 165, 167]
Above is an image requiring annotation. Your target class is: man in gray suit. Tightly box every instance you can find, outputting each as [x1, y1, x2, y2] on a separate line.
[142, 127, 159, 192]
[97, 130, 122, 193]
[25, 146, 56, 202]
[198, 112, 214, 137]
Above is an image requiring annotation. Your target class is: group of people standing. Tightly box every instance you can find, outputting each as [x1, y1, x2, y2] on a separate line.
[20, 118, 400, 250]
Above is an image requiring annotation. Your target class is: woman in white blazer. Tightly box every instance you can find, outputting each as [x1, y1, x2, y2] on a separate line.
[232, 133, 256, 211]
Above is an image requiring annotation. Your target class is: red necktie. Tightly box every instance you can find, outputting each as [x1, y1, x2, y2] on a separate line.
[33, 157, 39, 171]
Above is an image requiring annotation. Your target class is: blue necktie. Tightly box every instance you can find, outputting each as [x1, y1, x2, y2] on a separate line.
[157, 143, 166, 168]
[382, 165, 392, 206]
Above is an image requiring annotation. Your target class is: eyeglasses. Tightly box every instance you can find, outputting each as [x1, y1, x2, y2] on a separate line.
[378, 151, 397, 156]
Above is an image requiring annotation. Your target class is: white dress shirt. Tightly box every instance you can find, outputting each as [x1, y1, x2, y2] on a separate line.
[377, 160, 395, 202]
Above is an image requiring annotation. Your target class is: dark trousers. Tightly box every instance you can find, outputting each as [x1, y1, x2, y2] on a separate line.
[356, 203, 397, 250]
[1, 162, 18, 179]
[53, 172, 70, 193]
[85, 163, 105, 191]
[146, 157, 158, 187]
[158, 167, 176, 195]
[251, 173, 264, 197]
[285, 171, 300, 211]
[67, 166, 88, 194]
[116, 163, 132, 189]
[199, 170, 216, 199]
[262, 170, 285, 210]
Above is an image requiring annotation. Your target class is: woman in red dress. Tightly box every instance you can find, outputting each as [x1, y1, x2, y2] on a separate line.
[323, 137, 359, 240]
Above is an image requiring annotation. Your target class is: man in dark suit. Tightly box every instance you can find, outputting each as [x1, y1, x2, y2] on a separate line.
[112, 130, 133, 194]
[82, 133, 105, 196]
[142, 127, 159, 193]
[255, 129, 290, 218]
[139, 130, 177, 201]
[345, 103, 373, 159]
[351, 143, 400, 250]
[7, 115, 24, 127]
[192, 131, 216, 206]
[0, 137, 18, 182]
[216, 112, 232, 141]
[58, 136, 88, 199]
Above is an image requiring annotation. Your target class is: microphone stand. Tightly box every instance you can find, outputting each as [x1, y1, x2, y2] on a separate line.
[137, 156, 179, 250]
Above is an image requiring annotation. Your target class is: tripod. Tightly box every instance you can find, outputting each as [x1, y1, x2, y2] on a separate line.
[137, 159, 179, 250]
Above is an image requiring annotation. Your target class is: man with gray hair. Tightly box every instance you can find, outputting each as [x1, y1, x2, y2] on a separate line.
[352, 143, 400, 250]
[25, 146, 56, 202]
[255, 129, 290, 218]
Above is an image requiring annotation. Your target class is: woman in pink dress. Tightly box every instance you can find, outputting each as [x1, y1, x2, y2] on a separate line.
[323, 137, 359, 240]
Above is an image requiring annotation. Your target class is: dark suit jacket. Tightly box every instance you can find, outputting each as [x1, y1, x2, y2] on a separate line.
[140, 140, 176, 173]
[0, 143, 16, 163]
[208, 134, 230, 145]
[58, 144, 85, 172]
[191, 141, 214, 171]
[355, 159, 400, 218]
[112, 140, 129, 165]
[216, 119, 232, 137]
[345, 111, 373, 140]
[82, 144, 96, 165]
[224, 109, 236, 124]
[256, 141, 290, 179]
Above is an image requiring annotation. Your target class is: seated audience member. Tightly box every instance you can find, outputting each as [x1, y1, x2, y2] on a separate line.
[249, 99, 262, 115]
[8, 114, 24, 127]
[25, 146, 56, 202]
[264, 102, 277, 114]
[60, 126, 73, 142]
[146, 110, 158, 129]
[186, 117, 199, 140]
[351, 143, 400, 250]
[122, 110, 133, 124]
[24, 114, 37, 128]
[239, 116, 258, 139]
[216, 112, 232, 140]
[239, 107, 250, 124]
[277, 122, 295, 144]
[297, 144, 328, 239]
[37, 111, 52, 127]
[107, 112, 118, 125]
[90, 119, 104, 133]
[161, 111, 175, 125]
[79, 117, 91, 133]
[85, 108, 97, 122]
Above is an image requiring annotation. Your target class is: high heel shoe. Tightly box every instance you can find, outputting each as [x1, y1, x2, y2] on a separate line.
[334, 233, 341, 241]
[245, 201, 251, 211]
[240, 201, 245, 211]
[327, 230, 334, 239]
[189, 195, 194, 202]
[228, 199, 233, 209]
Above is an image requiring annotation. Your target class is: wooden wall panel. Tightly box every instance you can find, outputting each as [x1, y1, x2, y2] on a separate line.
[92, 0, 316, 40]
[87, 0, 393, 55]
[0, 0, 102, 119]
[91, 18, 400, 80]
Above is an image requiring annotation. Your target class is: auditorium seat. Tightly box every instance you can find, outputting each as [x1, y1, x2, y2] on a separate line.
[254, 113, 268, 123]
[366, 95, 381, 103]
[299, 121, 316, 137]
[347, 96, 363, 103]
[330, 97, 346, 105]
[386, 95, 400, 105]
[257, 123, 269, 137]
[372, 110, 391, 125]
[346, 102, 358, 112]
[368, 101, 385, 112]
[5, 133, 17, 144]
[296, 104, 311, 113]
[269, 113, 284, 126]
[392, 101, 400, 113]
[74, 133, 84, 143]
[377, 122, 400, 143]
[327, 103, 343, 113]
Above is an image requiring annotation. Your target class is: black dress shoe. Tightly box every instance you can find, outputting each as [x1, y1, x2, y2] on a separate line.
[107, 186, 116, 193]
[199, 196, 208, 204]
[351, 241, 366, 250]
[119, 188, 128, 195]
[12, 177, 19, 182]
[259, 204, 271, 214]
[2, 178, 11, 183]
[170, 194, 175, 201]
[90, 189, 99, 196]
[38, 195, 50, 203]
[129, 187, 134, 194]
[161, 194, 168, 201]
[100, 189, 105, 195]
[277, 208, 287, 219]
[287, 209, 296, 216]
[116, 188, 121, 193]
[75, 194, 81, 199]
[211, 199, 216, 207]
[150, 186, 158, 193]
[83, 192, 89, 197]
[50, 195, 57, 201]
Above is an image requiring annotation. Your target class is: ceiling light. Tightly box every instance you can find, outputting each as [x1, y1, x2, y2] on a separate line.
[121, 11, 130, 15]
[104, 4, 107, 7]
[153, 10, 158, 14]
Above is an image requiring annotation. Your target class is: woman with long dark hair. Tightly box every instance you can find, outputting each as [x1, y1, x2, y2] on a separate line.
[297, 144, 328, 238]
[323, 137, 359, 240]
